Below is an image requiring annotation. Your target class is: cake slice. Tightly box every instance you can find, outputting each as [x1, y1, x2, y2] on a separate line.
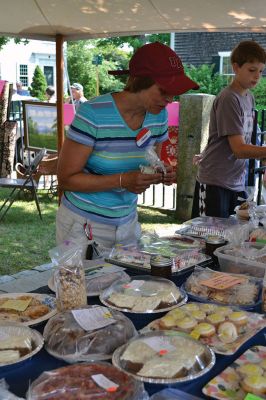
[137, 355, 186, 378]
[132, 296, 161, 312]
[0, 334, 32, 351]
[0, 350, 20, 363]
[120, 340, 157, 364]
[107, 293, 136, 309]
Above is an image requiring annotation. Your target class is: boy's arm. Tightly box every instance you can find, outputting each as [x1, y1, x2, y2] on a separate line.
[228, 134, 266, 159]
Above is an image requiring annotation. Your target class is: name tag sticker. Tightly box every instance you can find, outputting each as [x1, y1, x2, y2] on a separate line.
[136, 128, 152, 148]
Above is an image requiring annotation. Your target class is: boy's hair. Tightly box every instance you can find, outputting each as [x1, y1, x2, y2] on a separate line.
[231, 40, 266, 66]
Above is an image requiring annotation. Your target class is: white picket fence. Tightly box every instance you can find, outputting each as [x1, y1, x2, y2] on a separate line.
[138, 183, 177, 210]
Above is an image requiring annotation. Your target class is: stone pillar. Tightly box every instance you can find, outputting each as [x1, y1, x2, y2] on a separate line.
[175, 93, 215, 221]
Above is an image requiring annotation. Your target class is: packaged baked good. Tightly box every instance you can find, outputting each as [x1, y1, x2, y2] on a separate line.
[0, 322, 43, 367]
[43, 305, 137, 362]
[27, 362, 147, 400]
[112, 330, 215, 384]
[49, 241, 87, 311]
[144, 302, 266, 355]
[184, 266, 261, 307]
[203, 345, 266, 399]
[100, 275, 186, 313]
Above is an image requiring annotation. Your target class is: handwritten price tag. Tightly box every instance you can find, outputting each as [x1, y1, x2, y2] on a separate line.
[200, 272, 246, 290]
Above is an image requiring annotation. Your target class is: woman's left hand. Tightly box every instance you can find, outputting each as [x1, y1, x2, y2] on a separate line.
[161, 163, 176, 186]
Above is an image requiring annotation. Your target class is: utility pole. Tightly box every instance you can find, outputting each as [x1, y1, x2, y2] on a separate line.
[92, 55, 103, 96]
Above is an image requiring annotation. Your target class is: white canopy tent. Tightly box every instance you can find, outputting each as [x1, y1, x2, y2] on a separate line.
[1, 0, 266, 149]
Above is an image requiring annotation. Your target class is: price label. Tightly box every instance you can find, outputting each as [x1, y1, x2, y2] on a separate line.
[200, 272, 246, 290]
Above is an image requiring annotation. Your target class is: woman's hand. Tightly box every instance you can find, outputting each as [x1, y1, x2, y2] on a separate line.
[161, 163, 176, 186]
[121, 171, 163, 194]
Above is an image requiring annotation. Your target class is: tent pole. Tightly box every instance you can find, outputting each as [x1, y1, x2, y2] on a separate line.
[56, 34, 64, 202]
[56, 34, 64, 153]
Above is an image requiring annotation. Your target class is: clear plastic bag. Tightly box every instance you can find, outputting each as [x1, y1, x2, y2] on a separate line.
[27, 362, 149, 400]
[140, 146, 166, 174]
[49, 241, 87, 311]
[0, 379, 25, 400]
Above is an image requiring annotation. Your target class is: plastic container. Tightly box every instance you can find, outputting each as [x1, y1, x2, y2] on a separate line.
[43, 305, 137, 363]
[27, 362, 148, 400]
[214, 242, 266, 278]
[100, 275, 187, 314]
[112, 330, 215, 384]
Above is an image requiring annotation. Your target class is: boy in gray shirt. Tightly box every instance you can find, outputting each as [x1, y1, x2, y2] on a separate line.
[192, 40, 266, 218]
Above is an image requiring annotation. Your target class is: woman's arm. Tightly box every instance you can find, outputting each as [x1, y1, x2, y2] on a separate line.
[57, 138, 164, 193]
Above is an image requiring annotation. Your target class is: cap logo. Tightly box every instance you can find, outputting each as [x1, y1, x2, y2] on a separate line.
[169, 56, 183, 70]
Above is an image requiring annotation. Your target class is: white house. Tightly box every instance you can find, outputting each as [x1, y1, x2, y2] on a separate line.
[0, 39, 56, 90]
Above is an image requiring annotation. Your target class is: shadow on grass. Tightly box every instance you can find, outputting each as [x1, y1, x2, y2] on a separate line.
[138, 205, 179, 224]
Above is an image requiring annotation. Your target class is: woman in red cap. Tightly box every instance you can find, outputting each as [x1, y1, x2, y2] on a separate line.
[56, 42, 199, 256]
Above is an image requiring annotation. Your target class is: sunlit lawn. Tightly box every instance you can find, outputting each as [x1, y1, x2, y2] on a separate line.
[0, 189, 180, 275]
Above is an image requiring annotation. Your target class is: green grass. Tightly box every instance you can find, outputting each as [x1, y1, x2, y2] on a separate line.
[0, 188, 180, 275]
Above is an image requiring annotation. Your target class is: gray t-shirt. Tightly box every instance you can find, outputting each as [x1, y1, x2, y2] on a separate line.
[198, 86, 254, 192]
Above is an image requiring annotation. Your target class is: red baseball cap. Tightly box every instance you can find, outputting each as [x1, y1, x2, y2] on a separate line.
[109, 41, 199, 96]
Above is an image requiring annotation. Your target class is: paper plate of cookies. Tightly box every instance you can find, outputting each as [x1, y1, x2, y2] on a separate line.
[203, 345, 266, 399]
[112, 330, 215, 384]
[0, 293, 57, 326]
[100, 275, 187, 314]
[0, 321, 44, 368]
[141, 302, 266, 355]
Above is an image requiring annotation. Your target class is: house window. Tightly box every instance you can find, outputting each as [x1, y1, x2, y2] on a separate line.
[43, 66, 54, 86]
[19, 64, 28, 86]
[218, 52, 234, 76]
[222, 57, 233, 75]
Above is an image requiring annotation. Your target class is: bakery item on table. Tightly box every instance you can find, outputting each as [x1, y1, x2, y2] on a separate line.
[145, 302, 266, 355]
[206, 313, 226, 327]
[44, 306, 136, 362]
[0, 294, 51, 324]
[241, 375, 266, 396]
[102, 275, 184, 313]
[28, 362, 143, 400]
[237, 363, 264, 378]
[137, 356, 185, 378]
[228, 311, 248, 327]
[0, 322, 43, 365]
[217, 321, 238, 344]
[184, 266, 260, 306]
[176, 317, 198, 332]
[194, 322, 216, 338]
[118, 332, 212, 381]
[120, 340, 157, 364]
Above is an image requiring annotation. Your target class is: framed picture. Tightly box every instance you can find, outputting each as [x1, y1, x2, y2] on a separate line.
[22, 101, 58, 152]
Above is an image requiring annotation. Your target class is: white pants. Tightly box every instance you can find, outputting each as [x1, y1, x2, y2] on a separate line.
[56, 203, 141, 254]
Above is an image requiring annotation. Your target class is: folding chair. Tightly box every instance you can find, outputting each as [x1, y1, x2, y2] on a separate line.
[0, 148, 47, 222]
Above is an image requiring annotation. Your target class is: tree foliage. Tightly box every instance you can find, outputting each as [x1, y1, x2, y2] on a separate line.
[29, 65, 47, 100]
[0, 37, 28, 51]
[184, 64, 228, 96]
[67, 40, 130, 99]
[96, 33, 170, 52]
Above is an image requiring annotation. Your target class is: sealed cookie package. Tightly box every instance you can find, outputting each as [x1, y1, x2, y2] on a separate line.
[49, 241, 87, 311]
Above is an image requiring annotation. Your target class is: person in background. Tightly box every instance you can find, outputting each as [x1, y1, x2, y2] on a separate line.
[192, 40, 266, 219]
[56, 41, 199, 254]
[45, 86, 56, 103]
[16, 81, 30, 96]
[70, 82, 87, 109]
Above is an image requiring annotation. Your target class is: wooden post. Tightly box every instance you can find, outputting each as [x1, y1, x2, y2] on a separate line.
[56, 34, 64, 153]
[175, 93, 215, 221]
[56, 34, 64, 202]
